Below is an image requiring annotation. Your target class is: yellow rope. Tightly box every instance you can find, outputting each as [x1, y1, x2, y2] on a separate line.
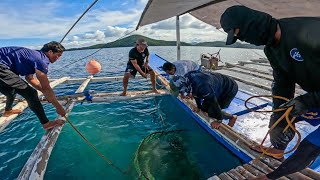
[244, 95, 302, 157]
[240, 95, 303, 174]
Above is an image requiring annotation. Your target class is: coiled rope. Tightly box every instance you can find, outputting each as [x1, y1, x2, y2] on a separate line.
[242, 95, 302, 173]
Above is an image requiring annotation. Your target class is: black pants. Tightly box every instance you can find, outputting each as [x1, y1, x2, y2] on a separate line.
[0, 65, 49, 124]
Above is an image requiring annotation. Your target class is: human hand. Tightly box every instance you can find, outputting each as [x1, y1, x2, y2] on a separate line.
[187, 93, 194, 100]
[279, 96, 308, 116]
[144, 62, 149, 69]
[210, 121, 221, 129]
[141, 72, 147, 78]
[56, 105, 66, 117]
[192, 107, 200, 112]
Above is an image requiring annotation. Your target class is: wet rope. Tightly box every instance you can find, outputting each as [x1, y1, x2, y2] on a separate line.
[63, 115, 129, 174]
[64, 115, 183, 178]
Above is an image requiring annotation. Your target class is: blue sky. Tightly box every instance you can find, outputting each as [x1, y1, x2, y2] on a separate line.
[0, 0, 227, 49]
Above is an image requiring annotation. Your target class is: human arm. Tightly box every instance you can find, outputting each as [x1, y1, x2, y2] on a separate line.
[25, 74, 42, 91]
[130, 59, 147, 78]
[35, 69, 66, 116]
[192, 97, 201, 112]
[144, 54, 150, 69]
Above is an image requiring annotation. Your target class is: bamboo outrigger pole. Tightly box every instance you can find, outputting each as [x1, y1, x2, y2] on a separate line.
[18, 76, 93, 180]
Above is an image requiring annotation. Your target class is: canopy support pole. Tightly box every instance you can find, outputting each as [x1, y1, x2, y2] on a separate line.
[176, 16, 181, 61]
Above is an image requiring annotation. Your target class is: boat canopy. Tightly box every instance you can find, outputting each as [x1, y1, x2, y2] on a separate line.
[136, 0, 320, 29]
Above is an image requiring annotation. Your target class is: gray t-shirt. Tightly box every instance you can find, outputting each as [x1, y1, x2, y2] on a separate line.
[173, 60, 199, 76]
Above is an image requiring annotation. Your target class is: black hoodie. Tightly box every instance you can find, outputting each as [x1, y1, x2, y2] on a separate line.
[220, 6, 320, 124]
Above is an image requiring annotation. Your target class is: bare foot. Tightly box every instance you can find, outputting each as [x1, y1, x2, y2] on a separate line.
[251, 145, 284, 160]
[120, 91, 127, 96]
[3, 109, 22, 117]
[152, 89, 160, 94]
[227, 115, 237, 127]
[42, 119, 65, 130]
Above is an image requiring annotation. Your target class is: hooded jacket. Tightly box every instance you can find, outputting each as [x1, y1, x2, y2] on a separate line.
[184, 71, 237, 120]
[221, 6, 320, 126]
[265, 17, 320, 119]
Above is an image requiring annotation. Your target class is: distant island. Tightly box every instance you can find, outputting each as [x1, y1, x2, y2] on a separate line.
[67, 34, 264, 51]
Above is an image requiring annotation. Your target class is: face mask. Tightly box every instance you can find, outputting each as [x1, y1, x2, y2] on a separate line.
[221, 5, 278, 46]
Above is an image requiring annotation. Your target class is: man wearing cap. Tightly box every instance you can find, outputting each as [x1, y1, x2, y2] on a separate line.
[171, 71, 238, 129]
[220, 5, 320, 179]
[121, 39, 159, 96]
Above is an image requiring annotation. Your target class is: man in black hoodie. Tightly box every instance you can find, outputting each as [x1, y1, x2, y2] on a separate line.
[220, 5, 320, 180]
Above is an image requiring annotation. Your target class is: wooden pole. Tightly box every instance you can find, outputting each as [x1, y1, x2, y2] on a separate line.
[18, 76, 92, 180]
[176, 15, 181, 61]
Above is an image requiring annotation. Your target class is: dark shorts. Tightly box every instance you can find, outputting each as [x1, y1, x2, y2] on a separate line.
[125, 64, 153, 77]
[0, 64, 49, 124]
[0, 65, 28, 90]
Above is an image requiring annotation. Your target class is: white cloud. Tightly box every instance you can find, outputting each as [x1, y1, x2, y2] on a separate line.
[71, 36, 79, 41]
[84, 30, 105, 41]
[140, 14, 227, 44]
[0, 1, 228, 48]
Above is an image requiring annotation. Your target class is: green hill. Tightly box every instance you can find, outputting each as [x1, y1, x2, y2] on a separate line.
[67, 34, 263, 51]
[67, 35, 191, 51]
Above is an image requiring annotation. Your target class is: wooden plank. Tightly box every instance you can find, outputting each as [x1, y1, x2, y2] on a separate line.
[0, 77, 70, 132]
[222, 67, 274, 81]
[207, 175, 221, 180]
[65, 74, 157, 84]
[224, 73, 272, 91]
[227, 168, 246, 179]
[235, 166, 256, 179]
[250, 58, 269, 63]
[238, 61, 271, 67]
[18, 76, 92, 180]
[250, 160, 290, 180]
[224, 73, 305, 96]
[225, 62, 272, 76]
[260, 158, 313, 180]
[221, 67, 305, 93]
[301, 168, 320, 180]
[243, 164, 265, 177]
[218, 172, 233, 180]
[51, 90, 169, 103]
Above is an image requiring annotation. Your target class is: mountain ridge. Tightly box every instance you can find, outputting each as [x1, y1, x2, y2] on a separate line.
[67, 34, 263, 51]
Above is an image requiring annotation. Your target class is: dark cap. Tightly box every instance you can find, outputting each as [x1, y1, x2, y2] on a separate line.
[220, 6, 244, 45]
[136, 38, 148, 46]
[226, 29, 237, 45]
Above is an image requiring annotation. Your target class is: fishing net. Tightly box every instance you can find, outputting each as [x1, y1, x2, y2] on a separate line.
[133, 130, 202, 180]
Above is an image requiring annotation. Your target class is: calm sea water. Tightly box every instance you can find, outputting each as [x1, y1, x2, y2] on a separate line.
[0, 46, 266, 180]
